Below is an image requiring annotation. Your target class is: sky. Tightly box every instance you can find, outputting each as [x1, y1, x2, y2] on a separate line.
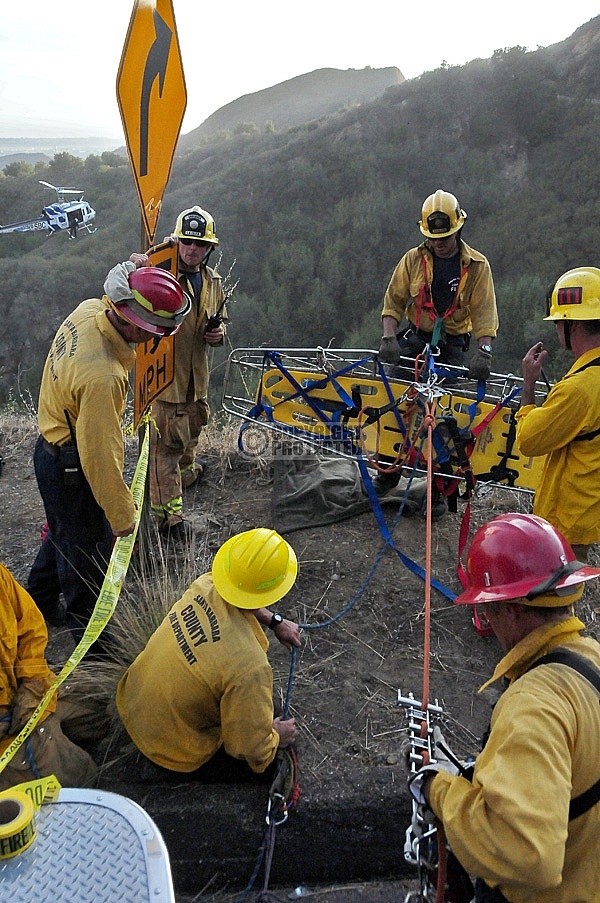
[1, 1, 599, 139]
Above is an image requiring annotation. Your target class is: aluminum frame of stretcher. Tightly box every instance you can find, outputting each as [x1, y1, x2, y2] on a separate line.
[222, 347, 549, 493]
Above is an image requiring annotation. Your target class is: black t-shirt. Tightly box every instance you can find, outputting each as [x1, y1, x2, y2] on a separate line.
[431, 252, 461, 315]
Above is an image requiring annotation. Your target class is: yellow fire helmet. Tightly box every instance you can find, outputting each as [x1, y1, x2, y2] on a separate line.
[212, 528, 298, 609]
[419, 189, 467, 239]
[173, 206, 219, 245]
[545, 266, 600, 321]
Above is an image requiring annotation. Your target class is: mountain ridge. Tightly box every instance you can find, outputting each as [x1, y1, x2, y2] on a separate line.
[179, 65, 404, 148]
[0, 66, 403, 166]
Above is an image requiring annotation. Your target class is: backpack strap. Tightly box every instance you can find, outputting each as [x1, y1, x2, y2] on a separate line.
[527, 648, 600, 820]
[570, 357, 600, 441]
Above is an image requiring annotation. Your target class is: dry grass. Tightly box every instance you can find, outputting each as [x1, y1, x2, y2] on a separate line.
[0, 389, 38, 464]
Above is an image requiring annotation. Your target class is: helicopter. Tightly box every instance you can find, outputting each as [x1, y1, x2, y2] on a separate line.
[0, 181, 96, 239]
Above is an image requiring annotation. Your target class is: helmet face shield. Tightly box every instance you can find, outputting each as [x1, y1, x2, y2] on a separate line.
[114, 301, 180, 336]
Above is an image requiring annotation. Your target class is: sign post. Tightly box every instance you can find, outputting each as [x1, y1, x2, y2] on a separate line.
[117, 0, 187, 541]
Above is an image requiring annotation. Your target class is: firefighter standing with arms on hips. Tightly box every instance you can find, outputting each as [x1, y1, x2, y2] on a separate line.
[27, 261, 189, 654]
[409, 512, 600, 903]
[141, 206, 226, 547]
[516, 266, 600, 561]
[375, 189, 498, 501]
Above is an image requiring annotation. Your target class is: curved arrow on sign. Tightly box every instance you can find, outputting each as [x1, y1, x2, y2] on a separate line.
[140, 9, 173, 176]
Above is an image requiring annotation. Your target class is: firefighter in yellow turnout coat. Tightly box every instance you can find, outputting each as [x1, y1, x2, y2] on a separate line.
[379, 189, 498, 378]
[0, 562, 97, 790]
[517, 266, 600, 560]
[409, 514, 600, 903]
[116, 529, 300, 777]
[27, 262, 189, 649]
[148, 206, 226, 546]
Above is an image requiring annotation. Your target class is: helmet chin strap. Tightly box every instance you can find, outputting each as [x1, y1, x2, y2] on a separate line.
[564, 320, 572, 351]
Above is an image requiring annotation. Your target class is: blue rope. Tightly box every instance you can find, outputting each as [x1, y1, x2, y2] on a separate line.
[25, 735, 41, 779]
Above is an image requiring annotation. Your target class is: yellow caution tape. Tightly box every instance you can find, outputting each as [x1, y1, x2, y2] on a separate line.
[0, 776, 62, 859]
[0, 423, 150, 775]
[9, 775, 62, 808]
[0, 790, 36, 858]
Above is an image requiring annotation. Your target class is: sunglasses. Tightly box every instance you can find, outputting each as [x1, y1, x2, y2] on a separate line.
[179, 238, 211, 248]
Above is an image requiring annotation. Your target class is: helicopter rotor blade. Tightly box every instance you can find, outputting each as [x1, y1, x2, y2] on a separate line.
[39, 180, 83, 195]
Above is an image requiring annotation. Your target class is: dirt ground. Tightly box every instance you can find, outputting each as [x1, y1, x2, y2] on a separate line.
[2, 409, 599, 902]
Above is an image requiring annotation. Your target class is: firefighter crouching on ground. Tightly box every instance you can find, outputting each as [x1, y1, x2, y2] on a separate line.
[0, 562, 98, 790]
[140, 205, 226, 547]
[115, 529, 300, 781]
[375, 189, 498, 507]
[27, 262, 190, 656]
[516, 266, 600, 561]
[409, 513, 600, 903]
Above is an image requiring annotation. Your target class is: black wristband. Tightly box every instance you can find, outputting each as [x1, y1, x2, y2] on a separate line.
[268, 612, 283, 630]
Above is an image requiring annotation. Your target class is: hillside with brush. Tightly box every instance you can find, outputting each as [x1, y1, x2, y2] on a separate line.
[0, 17, 599, 408]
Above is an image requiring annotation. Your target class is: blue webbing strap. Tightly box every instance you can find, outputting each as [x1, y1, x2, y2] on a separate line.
[239, 351, 367, 452]
[358, 454, 456, 602]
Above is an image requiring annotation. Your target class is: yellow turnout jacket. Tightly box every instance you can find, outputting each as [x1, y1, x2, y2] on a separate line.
[516, 347, 600, 545]
[116, 573, 279, 773]
[429, 618, 600, 902]
[0, 563, 56, 752]
[37, 298, 136, 533]
[381, 240, 498, 339]
[158, 264, 225, 403]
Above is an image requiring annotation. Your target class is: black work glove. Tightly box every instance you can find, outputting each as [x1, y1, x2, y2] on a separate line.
[378, 335, 401, 365]
[467, 347, 492, 381]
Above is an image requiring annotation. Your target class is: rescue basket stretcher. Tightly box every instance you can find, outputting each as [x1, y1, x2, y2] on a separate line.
[222, 347, 549, 493]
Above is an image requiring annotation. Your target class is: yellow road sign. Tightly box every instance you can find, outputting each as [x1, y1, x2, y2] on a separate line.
[134, 335, 175, 428]
[133, 241, 179, 427]
[117, 0, 186, 244]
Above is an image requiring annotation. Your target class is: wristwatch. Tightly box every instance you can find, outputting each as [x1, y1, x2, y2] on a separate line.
[479, 343, 493, 355]
[268, 612, 284, 630]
